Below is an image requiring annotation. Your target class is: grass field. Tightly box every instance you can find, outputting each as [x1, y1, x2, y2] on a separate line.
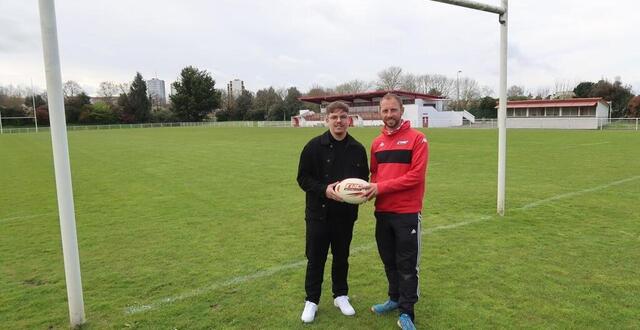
[1, 127, 639, 329]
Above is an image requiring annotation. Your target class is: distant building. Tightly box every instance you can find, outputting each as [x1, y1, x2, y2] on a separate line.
[146, 78, 166, 104]
[295, 90, 473, 128]
[498, 98, 610, 129]
[227, 79, 245, 98]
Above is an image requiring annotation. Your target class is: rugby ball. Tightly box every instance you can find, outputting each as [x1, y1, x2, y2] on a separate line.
[334, 178, 370, 205]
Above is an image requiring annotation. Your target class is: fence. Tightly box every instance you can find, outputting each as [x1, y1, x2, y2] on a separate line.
[0, 121, 292, 134]
[460, 118, 639, 130]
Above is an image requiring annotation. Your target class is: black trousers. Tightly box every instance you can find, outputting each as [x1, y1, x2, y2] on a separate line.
[375, 212, 421, 320]
[304, 216, 355, 304]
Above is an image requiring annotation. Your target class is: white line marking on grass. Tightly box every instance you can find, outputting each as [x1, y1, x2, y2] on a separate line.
[564, 141, 610, 148]
[0, 213, 53, 224]
[519, 175, 640, 210]
[124, 216, 490, 315]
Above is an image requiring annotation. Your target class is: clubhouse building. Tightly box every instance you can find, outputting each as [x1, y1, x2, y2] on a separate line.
[501, 98, 611, 129]
[295, 90, 475, 128]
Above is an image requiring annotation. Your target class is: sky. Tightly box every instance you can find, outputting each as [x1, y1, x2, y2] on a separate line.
[1, 0, 638, 97]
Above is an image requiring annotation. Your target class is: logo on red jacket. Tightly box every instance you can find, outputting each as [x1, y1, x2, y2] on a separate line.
[397, 140, 409, 145]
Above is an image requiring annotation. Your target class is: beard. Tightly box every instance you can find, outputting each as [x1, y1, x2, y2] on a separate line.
[384, 118, 400, 129]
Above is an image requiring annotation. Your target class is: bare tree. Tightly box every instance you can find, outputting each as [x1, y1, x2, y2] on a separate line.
[376, 66, 403, 91]
[335, 79, 371, 94]
[63, 80, 83, 98]
[417, 74, 454, 98]
[481, 86, 494, 97]
[400, 74, 418, 92]
[553, 79, 576, 98]
[534, 87, 551, 99]
[97, 81, 120, 98]
[116, 83, 130, 95]
[457, 77, 481, 110]
[507, 85, 526, 99]
[306, 84, 333, 97]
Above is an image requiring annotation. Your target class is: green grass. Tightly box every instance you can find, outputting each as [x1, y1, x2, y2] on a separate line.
[1, 127, 639, 329]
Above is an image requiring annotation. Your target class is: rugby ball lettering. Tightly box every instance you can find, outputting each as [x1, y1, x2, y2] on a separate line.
[334, 178, 369, 205]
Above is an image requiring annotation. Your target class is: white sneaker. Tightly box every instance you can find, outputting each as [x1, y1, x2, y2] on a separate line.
[333, 295, 356, 316]
[301, 301, 318, 323]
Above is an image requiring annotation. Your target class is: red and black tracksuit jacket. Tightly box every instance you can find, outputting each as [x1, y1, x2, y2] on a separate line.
[370, 120, 428, 213]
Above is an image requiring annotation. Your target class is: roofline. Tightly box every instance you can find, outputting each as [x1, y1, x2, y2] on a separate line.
[299, 89, 446, 105]
[495, 97, 608, 109]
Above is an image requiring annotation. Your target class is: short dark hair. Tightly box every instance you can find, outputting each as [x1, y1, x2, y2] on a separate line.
[326, 101, 350, 114]
[380, 93, 404, 109]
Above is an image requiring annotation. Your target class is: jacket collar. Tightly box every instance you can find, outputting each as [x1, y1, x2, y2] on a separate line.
[382, 120, 411, 136]
[321, 130, 352, 146]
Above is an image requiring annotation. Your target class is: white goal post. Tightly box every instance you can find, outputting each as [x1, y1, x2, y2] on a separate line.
[428, 0, 509, 216]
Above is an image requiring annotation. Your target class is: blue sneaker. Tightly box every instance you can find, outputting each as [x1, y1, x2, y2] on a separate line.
[397, 313, 416, 330]
[370, 299, 399, 314]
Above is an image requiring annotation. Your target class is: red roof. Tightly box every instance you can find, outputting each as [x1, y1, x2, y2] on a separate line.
[499, 98, 605, 109]
[299, 90, 445, 105]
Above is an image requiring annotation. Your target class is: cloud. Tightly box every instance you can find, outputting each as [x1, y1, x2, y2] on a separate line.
[0, 0, 638, 95]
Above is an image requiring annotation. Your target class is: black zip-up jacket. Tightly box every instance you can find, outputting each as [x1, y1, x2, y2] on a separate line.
[297, 130, 369, 222]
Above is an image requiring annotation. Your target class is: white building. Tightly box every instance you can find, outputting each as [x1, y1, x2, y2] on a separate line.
[501, 98, 610, 129]
[294, 90, 475, 128]
[146, 78, 166, 104]
[227, 79, 245, 98]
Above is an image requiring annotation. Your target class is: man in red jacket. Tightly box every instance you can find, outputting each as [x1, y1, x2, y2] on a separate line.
[363, 93, 428, 330]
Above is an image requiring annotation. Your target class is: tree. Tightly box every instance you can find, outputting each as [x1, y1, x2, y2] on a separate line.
[251, 87, 282, 120]
[97, 81, 120, 100]
[626, 96, 640, 118]
[507, 85, 528, 100]
[417, 74, 454, 98]
[456, 77, 482, 110]
[334, 80, 370, 94]
[469, 96, 498, 119]
[553, 80, 576, 98]
[64, 92, 91, 123]
[24, 94, 47, 109]
[400, 74, 418, 92]
[267, 101, 288, 121]
[122, 72, 152, 123]
[63, 80, 83, 98]
[376, 66, 403, 91]
[170, 66, 221, 122]
[79, 102, 117, 125]
[283, 87, 303, 120]
[306, 85, 332, 97]
[589, 79, 634, 117]
[573, 81, 594, 98]
[234, 90, 253, 120]
[534, 87, 551, 99]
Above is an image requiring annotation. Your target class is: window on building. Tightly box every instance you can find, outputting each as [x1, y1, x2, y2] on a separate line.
[515, 109, 527, 117]
[507, 109, 515, 117]
[529, 108, 543, 117]
[562, 107, 578, 116]
[579, 106, 596, 116]
[545, 107, 559, 116]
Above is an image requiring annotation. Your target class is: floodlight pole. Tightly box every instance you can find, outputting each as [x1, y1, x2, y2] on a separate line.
[429, 0, 508, 216]
[38, 0, 86, 327]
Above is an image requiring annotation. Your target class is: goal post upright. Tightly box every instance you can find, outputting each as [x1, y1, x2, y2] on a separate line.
[38, 0, 86, 327]
[428, 0, 508, 216]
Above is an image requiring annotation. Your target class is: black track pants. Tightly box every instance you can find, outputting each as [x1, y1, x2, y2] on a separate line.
[375, 212, 421, 320]
[304, 217, 355, 304]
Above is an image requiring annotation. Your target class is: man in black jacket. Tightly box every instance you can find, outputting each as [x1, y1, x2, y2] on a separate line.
[297, 101, 369, 323]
